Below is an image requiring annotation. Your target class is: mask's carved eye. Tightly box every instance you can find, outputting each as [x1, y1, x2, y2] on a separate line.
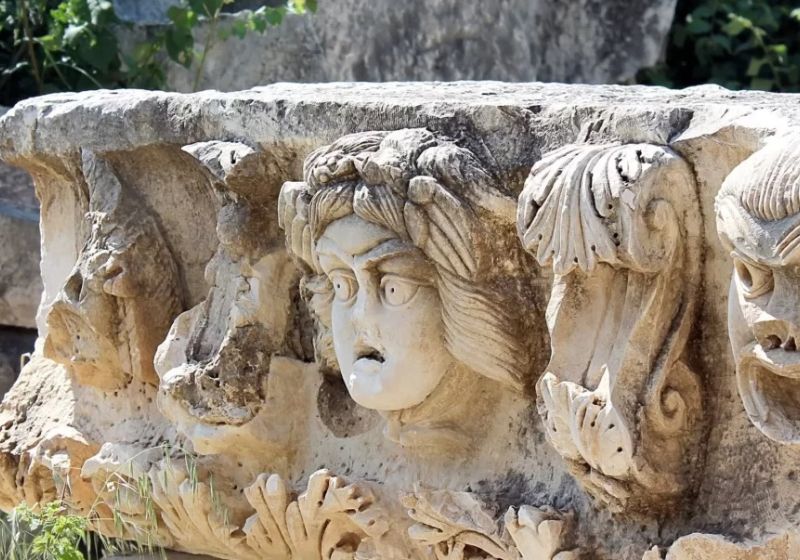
[329, 270, 357, 302]
[733, 255, 774, 299]
[380, 275, 421, 307]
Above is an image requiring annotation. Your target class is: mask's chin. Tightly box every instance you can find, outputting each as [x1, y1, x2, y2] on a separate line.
[737, 342, 800, 444]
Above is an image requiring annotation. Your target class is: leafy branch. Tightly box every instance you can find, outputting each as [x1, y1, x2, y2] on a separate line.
[0, 0, 318, 105]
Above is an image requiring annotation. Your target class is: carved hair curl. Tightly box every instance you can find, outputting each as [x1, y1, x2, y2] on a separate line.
[718, 137, 800, 222]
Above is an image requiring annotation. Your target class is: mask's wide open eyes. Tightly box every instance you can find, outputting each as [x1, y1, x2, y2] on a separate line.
[329, 270, 357, 302]
[733, 255, 774, 299]
[380, 275, 421, 307]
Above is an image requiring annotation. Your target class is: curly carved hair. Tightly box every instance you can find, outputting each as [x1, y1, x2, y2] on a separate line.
[718, 136, 800, 222]
[279, 129, 534, 391]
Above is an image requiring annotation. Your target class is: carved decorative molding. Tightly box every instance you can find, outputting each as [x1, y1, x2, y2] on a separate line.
[404, 488, 579, 559]
[2, 83, 800, 559]
[517, 143, 704, 512]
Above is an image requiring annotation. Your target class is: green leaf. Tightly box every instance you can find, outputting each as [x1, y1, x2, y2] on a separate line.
[769, 43, 788, 56]
[686, 17, 712, 35]
[265, 6, 286, 25]
[750, 77, 775, 90]
[723, 15, 751, 36]
[710, 34, 732, 52]
[165, 26, 194, 66]
[747, 57, 767, 76]
[231, 19, 247, 39]
[692, 4, 716, 19]
[188, 0, 226, 17]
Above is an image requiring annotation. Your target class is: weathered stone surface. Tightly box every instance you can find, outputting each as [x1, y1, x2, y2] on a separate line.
[118, 0, 679, 91]
[2, 82, 800, 559]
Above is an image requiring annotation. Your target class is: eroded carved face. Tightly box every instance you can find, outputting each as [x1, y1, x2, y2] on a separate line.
[718, 203, 800, 442]
[316, 215, 454, 411]
[45, 251, 128, 385]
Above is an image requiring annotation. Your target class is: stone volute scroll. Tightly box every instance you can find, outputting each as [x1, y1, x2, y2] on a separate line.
[716, 136, 800, 444]
[278, 128, 542, 454]
[517, 143, 704, 512]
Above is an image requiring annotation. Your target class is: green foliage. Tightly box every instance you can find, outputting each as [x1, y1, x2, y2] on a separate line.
[1, 502, 86, 560]
[0, 0, 317, 105]
[639, 0, 800, 92]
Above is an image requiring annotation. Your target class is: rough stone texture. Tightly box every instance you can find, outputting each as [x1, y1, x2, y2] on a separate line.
[1, 82, 800, 559]
[117, 0, 678, 91]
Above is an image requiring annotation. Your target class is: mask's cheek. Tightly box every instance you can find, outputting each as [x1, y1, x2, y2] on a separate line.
[383, 287, 441, 356]
[728, 275, 759, 361]
[330, 302, 356, 373]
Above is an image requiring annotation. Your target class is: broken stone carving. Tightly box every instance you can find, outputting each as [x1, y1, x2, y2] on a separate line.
[716, 135, 800, 444]
[279, 128, 540, 453]
[43, 150, 182, 390]
[153, 140, 310, 463]
[3, 83, 800, 560]
[518, 143, 703, 512]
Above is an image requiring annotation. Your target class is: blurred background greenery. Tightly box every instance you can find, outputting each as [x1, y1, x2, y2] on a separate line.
[0, 0, 315, 105]
[638, 0, 800, 92]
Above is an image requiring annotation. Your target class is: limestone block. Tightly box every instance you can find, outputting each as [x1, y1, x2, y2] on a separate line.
[3, 83, 800, 559]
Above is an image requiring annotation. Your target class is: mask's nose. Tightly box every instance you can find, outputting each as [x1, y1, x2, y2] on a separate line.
[755, 273, 800, 351]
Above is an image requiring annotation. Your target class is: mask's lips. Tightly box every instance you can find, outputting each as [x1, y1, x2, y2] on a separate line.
[741, 344, 800, 378]
[356, 348, 385, 363]
[737, 342, 800, 444]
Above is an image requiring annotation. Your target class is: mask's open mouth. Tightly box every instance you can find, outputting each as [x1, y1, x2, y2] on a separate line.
[738, 342, 800, 443]
[356, 349, 385, 363]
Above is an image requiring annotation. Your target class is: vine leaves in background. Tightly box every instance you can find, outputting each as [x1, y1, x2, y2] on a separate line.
[639, 0, 800, 92]
[0, 0, 316, 105]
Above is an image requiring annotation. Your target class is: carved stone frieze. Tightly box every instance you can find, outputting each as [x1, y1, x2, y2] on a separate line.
[154, 141, 310, 463]
[2, 83, 800, 559]
[517, 143, 704, 512]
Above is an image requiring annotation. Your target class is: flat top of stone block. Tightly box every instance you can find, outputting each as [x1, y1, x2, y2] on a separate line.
[0, 82, 795, 163]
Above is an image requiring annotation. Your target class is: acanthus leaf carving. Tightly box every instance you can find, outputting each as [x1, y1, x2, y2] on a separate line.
[404, 488, 579, 560]
[517, 142, 704, 512]
[243, 469, 389, 560]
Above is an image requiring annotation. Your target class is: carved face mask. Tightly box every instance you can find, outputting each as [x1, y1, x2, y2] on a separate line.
[717, 140, 800, 443]
[316, 215, 454, 411]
